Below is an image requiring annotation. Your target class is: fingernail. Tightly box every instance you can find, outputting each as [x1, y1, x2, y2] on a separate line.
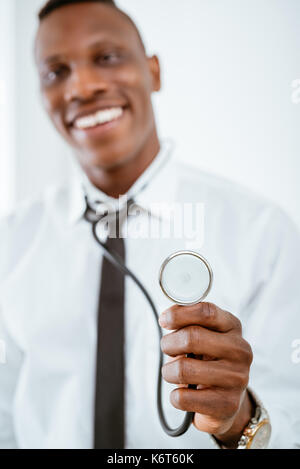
[159, 312, 167, 328]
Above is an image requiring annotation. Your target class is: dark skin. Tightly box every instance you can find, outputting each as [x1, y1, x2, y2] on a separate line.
[34, 3, 254, 447]
[34, 3, 161, 197]
[159, 303, 254, 447]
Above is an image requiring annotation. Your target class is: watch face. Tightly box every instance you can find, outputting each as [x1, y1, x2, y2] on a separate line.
[249, 421, 272, 449]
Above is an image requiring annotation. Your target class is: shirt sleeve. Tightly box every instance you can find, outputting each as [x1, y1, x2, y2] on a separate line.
[0, 216, 23, 449]
[242, 206, 300, 449]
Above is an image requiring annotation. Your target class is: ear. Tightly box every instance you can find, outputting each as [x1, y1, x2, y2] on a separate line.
[147, 55, 161, 92]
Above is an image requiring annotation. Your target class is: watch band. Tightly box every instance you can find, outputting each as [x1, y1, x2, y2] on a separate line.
[237, 388, 271, 449]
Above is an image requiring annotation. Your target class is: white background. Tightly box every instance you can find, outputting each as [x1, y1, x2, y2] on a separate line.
[1, 0, 299, 227]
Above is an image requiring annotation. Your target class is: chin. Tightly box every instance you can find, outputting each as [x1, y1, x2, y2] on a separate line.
[85, 141, 137, 170]
[86, 151, 130, 172]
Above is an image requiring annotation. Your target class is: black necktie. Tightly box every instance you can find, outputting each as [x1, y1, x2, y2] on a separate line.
[93, 209, 125, 449]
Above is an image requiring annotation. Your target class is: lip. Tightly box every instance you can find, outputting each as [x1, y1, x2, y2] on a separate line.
[69, 106, 128, 138]
[66, 103, 128, 127]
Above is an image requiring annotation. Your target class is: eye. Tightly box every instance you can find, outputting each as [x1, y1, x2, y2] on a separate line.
[95, 52, 121, 65]
[42, 65, 69, 85]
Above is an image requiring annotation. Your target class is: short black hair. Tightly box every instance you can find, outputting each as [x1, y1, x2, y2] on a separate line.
[39, 0, 116, 21]
[38, 0, 146, 52]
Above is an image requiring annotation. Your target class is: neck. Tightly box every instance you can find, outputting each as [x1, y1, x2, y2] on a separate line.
[80, 130, 160, 198]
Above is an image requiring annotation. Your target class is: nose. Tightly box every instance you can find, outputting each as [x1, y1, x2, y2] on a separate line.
[64, 65, 109, 102]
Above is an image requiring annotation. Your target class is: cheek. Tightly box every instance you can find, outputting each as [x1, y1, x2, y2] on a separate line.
[118, 67, 153, 118]
[42, 89, 57, 116]
[42, 88, 60, 118]
[42, 90, 68, 134]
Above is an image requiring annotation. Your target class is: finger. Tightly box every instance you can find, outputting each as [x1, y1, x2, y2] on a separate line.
[162, 357, 248, 388]
[161, 325, 238, 358]
[170, 387, 242, 419]
[159, 302, 241, 333]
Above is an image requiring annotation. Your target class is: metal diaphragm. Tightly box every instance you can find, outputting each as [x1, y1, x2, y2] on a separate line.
[159, 250, 213, 305]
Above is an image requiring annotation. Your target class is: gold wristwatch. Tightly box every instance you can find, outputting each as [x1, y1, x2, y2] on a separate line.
[237, 388, 271, 449]
[211, 388, 272, 449]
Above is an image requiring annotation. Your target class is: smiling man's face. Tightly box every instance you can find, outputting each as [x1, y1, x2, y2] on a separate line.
[34, 2, 161, 175]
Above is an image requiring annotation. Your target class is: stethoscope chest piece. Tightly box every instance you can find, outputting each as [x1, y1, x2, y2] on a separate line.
[159, 250, 213, 305]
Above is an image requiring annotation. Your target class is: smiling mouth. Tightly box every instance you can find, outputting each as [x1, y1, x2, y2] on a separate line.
[72, 106, 125, 130]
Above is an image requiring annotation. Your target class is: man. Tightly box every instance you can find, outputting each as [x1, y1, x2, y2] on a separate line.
[0, 0, 299, 449]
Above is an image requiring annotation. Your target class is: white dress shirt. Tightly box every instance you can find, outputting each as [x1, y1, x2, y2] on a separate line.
[0, 140, 300, 449]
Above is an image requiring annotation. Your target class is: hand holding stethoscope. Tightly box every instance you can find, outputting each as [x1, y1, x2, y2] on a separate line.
[84, 193, 214, 436]
[158, 250, 213, 436]
[85, 196, 252, 442]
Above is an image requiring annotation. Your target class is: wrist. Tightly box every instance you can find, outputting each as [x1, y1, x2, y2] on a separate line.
[213, 389, 255, 449]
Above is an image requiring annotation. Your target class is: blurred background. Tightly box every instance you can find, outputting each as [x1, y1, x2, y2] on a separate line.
[0, 0, 299, 226]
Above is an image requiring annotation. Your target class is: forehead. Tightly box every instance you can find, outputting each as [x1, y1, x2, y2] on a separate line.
[35, 3, 142, 64]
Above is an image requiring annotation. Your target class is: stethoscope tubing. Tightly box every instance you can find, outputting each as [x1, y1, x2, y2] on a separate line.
[85, 203, 195, 437]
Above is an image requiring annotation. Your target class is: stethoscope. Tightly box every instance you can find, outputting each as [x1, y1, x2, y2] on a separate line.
[84, 196, 213, 437]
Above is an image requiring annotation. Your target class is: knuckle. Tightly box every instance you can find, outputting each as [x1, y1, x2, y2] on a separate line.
[182, 326, 198, 351]
[203, 302, 218, 321]
[239, 340, 253, 366]
[233, 371, 249, 389]
[228, 312, 242, 332]
[234, 316, 242, 332]
[174, 357, 187, 383]
[231, 338, 253, 367]
[244, 342, 254, 365]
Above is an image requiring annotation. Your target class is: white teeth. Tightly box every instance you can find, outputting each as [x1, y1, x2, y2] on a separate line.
[74, 107, 124, 130]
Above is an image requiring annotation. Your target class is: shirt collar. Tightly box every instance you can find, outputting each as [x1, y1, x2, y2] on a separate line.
[68, 139, 178, 225]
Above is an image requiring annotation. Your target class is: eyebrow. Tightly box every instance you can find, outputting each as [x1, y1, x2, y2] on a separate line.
[39, 37, 125, 66]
